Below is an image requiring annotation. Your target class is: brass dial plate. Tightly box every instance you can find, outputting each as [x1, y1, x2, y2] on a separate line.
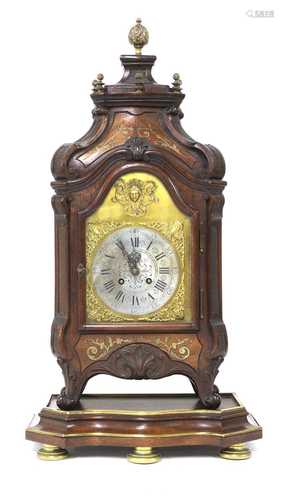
[85, 172, 192, 323]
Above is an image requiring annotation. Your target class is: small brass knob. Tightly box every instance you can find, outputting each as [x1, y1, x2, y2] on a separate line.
[128, 18, 149, 56]
[172, 73, 182, 92]
[92, 73, 105, 94]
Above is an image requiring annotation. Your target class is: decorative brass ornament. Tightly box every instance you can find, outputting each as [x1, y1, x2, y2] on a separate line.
[86, 220, 185, 322]
[92, 73, 105, 95]
[85, 172, 192, 323]
[112, 177, 158, 216]
[154, 336, 191, 360]
[128, 18, 149, 55]
[172, 73, 182, 93]
[86, 337, 130, 361]
[85, 335, 192, 362]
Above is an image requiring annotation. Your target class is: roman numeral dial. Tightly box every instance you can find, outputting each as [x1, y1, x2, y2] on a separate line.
[155, 279, 167, 292]
[92, 226, 180, 316]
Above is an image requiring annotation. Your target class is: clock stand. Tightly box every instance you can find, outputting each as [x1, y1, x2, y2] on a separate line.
[25, 19, 262, 462]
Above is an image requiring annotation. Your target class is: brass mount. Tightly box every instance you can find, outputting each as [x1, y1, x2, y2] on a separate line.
[128, 18, 149, 55]
[127, 446, 161, 464]
[37, 444, 69, 461]
[219, 443, 251, 460]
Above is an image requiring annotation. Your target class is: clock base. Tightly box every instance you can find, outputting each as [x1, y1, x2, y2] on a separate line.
[26, 393, 262, 462]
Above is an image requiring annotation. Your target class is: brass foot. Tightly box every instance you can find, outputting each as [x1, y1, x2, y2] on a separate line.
[127, 447, 161, 464]
[219, 443, 251, 460]
[37, 444, 69, 461]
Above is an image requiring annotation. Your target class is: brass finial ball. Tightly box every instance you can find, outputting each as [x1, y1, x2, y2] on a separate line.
[128, 18, 149, 56]
[172, 73, 182, 92]
[92, 73, 105, 94]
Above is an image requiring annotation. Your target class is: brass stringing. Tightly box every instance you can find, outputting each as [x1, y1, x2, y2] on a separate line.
[79, 125, 187, 165]
[112, 178, 158, 216]
[86, 336, 191, 362]
[86, 220, 185, 322]
[154, 336, 191, 360]
[86, 337, 130, 361]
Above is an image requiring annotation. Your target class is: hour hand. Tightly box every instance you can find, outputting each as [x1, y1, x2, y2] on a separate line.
[128, 251, 141, 276]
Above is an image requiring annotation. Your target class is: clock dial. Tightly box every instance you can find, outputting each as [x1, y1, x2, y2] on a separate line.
[92, 226, 180, 316]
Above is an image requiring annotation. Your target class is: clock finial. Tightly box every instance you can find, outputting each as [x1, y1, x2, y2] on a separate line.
[128, 18, 149, 55]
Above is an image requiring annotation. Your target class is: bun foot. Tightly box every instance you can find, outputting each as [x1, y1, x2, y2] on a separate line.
[127, 447, 161, 464]
[219, 443, 251, 460]
[37, 444, 69, 461]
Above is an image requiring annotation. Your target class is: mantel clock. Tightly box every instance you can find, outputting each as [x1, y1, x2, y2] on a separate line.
[26, 19, 262, 463]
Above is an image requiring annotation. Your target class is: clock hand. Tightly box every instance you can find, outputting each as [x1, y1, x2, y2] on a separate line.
[128, 254, 140, 276]
[116, 239, 129, 259]
[130, 250, 141, 265]
[116, 239, 140, 276]
[128, 249, 141, 276]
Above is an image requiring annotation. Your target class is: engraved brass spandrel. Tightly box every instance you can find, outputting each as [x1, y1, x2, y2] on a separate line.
[85, 172, 192, 323]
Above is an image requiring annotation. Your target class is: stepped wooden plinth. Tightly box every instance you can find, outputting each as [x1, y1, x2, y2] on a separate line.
[26, 393, 262, 462]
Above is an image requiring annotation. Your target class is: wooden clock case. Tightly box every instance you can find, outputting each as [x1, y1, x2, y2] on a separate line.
[51, 53, 227, 412]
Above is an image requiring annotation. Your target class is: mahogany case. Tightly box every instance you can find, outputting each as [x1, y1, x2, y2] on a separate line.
[50, 53, 227, 411]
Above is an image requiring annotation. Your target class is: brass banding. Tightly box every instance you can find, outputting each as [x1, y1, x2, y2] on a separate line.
[43, 405, 245, 417]
[27, 426, 262, 440]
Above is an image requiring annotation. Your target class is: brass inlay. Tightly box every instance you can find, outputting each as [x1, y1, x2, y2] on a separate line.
[112, 177, 158, 217]
[43, 404, 244, 417]
[85, 336, 192, 362]
[232, 392, 245, 408]
[86, 337, 130, 361]
[155, 336, 191, 360]
[86, 172, 191, 323]
[79, 122, 190, 166]
[27, 426, 262, 440]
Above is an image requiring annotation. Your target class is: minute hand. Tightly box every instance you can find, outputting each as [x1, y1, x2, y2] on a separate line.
[116, 239, 129, 259]
[116, 239, 140, 276]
